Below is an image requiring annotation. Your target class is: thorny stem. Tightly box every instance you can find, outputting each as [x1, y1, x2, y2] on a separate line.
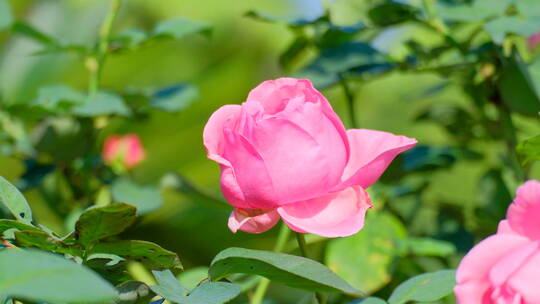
[251, 224, 291, 304]
[88, 0, 122, 95]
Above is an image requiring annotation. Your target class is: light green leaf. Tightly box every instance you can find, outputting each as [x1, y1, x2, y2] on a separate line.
[517, 135, 540, 166]
[14, 230, 82, 256]
[484, 17, 540, 44]
[151, 84, 198, 112]
[90, 240, 182, 270]
[0, 219, 39, 235]
[32, 85, 85, 111]
[153, 18, 211, 39]
[436, 0, 513, 22]
[326, 212, 407, 294]
[183, 282, 240, 304]
[0, 249, 117, 303]
[150, 270, 189, 301]
[209, 247, 360, 295]
[72, 91, 131, 117]
[348, 297, 387, 304]
[75, 203, 137, 248]
[516, 0, 540, 18]
[111, 178, 163, 215]
[0, 0, 12, 30]
[0, 176, 33, 225]
[178, 266, 209, 290]
[397, 238, 456, 257]
[388, 270, 456, 304]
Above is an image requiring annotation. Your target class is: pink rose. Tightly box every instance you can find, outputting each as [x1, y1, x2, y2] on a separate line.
[203, 78, 416, 237]
[455, 180, 540, 304]
[102, 134, 146, 170]
[528, 32, 540, 51]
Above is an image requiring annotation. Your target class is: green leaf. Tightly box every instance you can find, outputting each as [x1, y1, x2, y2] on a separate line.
[14, 230, 82, 256]
[116, 281, 154, 304]
[151, 84, 199, 112]
[209, 247, 359, 295]
[0, 0, 12, 30]
[516, 0, 540, 18]
[72, 91, 131, 117]
[182, 282, 240, 304]
[325, 212, 407, 293]
[111, 178, 163, 215]
[436, 0, 513, 22]
[0, 176, 33, 225]
[112, 29, 148, 50]
[178, 266, 209, 290]
[387, 270, 456, 304]
[0, 249, 117, 303]
[517, 135, 540, 166]
[245, 8, 324, 26]
[153, 18, 211, 39]
[32, 85, 85, 112]
[397, 238, 456, 257]
[75, 203, 137, 248]
[368, 1, 418, 27]
[498, 50, 540, 115]
[150, 270, 189, 300]
[0, 219, 39, 235]
[90, 240, 183, 270]
[484, 17, 540, 45]
[348, 297, 387, 304]
[11, 21, 58, 47]
[279, 36, 311, 70]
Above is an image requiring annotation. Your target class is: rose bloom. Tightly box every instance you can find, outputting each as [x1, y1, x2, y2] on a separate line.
[455, 180, 540, 304]
[528, 32, 540, 51]
[102, 134, 145, 170]
[203, 78, 416, 237]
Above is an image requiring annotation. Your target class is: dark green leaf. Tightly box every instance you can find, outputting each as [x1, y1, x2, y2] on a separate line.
[111, 178, 163, 215]
[15, 159, 55, 191]
[116, 281, 154, 304]
[209, 247, 359, 295]
[387, 270, 456, 304]
[403, 146, 481, 172]
[150, 270, 188, 300]
[153, 18, 211, 39]
[0, 0, 12, 30]
[11, 21, 57, 46]
[368, 2, 418, 26]
[151, 84, 198, 112]
[0, 249, 117, 303]
[279, 36, 310, 70]
[0, 219, 39, 235]
[517, 135, 540, 166]
[0, 176, 33, 225]
[498, 50, 540, 115]
[14, 230, 82, 256]
[72, 91, 131, 116]
[325, 212, 407, 293]
[90, 240, 183, 270]
[75, 203, 137, 248]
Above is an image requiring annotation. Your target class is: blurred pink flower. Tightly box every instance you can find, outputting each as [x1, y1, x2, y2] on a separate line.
[103, 134, 145, 170]
[203, 78, 417, 237]
[455, 180, 540, 304]
[528, 32, 540, 50]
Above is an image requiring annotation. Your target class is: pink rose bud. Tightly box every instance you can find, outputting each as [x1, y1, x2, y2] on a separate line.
[203, 78, 417, 237]
[455, 180, 540, 304]
[102, 134, 145, 171]
[528, 32, 540, 51]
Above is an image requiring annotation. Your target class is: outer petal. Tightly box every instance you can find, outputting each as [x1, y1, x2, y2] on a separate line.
[455, 234, 530, 304]
[497, 220, 518, 235]
[228, 209, 280, 234]
[505, 243, 540, 303]
[507, 180, 540, 240]
[203, 105, 242, 166]
[341, 129, 417, 189]
[277, 186, 372, 238]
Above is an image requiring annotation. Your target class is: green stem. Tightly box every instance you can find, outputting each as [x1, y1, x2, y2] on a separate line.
[420, 0, 465, 54]
[251, 224, 291, 304]
[339, 74, 358, 129]
[294, 232, 327, 304]
[498, 104, 526, 181]
[88, 0, 122, 95]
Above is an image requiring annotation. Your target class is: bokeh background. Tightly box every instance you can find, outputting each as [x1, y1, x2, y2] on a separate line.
[1, 0, 540, 303]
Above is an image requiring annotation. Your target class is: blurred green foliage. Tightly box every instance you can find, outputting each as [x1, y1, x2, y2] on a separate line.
[1, 0, 540, 303]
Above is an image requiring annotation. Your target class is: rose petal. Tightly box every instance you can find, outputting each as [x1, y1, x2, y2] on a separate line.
[497, 220, 518, 235]
[341, 129, 417, 189]
[277, 186, 372, 238]
[506, 243, 540, 303]
[228, 209, 280, 234]
[203, 104, 242, 166]
[507, 180, 540, 240]
[455, 234, 529, 303]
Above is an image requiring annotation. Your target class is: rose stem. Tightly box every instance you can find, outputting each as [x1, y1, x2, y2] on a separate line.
[339, 74, 358, 129]
[295, 232, 327, 304]
[251, 223, 291, 304]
